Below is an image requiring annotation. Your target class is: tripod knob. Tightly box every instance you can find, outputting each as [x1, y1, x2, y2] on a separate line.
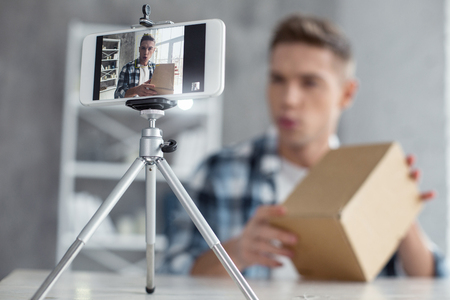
[161, 139, 177, 153]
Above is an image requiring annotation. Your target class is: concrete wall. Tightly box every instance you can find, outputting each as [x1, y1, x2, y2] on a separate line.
[0, 0, 447, 279]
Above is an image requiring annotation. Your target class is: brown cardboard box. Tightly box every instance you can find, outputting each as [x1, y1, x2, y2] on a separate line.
[270, 142, 422, 281]
[151, 63, 175, 95]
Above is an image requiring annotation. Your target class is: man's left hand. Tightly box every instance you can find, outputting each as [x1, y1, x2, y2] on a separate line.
[406, 154, 435, 201]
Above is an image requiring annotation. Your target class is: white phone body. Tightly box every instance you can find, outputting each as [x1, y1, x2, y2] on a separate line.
[80, 19, 225, 107]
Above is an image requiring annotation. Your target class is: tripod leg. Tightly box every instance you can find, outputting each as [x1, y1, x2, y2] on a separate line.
[145, 164, 156, 293]
[155, 158, 259, 300]
[31, 158, 146, 300]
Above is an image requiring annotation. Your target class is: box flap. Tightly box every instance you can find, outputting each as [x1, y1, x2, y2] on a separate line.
[283, 143, 393, 217]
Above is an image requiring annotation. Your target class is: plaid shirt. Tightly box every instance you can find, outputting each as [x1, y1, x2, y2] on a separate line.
[114, 58, 155, 98]
[162, 130, 447, 278]
[162, 130, 279, 279]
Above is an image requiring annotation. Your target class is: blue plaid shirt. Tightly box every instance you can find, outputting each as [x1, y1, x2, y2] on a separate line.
[162, 130, 447, 278]
[114, 58, 155, 98]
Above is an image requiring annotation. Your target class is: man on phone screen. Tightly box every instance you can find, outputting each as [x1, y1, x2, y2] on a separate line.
[114, 34, 157, 98]
[162, 13, 448, 280]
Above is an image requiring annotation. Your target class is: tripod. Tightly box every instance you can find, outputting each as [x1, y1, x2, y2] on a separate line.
[31, 99, 259, 300]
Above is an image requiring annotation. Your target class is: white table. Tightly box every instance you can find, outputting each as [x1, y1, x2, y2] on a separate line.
[1, 269, 450, 299]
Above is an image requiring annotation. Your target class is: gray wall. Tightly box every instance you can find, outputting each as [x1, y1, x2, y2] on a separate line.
[336, 0, 447, 253]
[0, 0, 447, 280]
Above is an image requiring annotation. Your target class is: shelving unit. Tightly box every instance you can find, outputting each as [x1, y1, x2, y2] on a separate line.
[58, 21, 223, 274]
[100, 38, 120, 99]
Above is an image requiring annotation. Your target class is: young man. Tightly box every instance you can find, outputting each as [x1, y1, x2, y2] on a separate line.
[114, 34, 158, 98]
[163, 13, 446, 279]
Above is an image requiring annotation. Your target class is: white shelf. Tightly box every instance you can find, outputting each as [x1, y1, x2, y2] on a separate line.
[101, 38, 120, 91]
[100, 86, 117, 92]
[60, 233, 167, 251]
[70, 161, 191, 181]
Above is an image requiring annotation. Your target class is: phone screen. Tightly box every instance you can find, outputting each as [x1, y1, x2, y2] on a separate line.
[93, 23, 206, 101]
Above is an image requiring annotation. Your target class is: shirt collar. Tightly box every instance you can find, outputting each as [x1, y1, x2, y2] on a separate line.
[135, 58, 153, 67]
[260, 127, 282, 176]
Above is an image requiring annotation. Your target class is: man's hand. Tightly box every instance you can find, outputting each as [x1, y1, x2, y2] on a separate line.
[399, 154, 435, 276]
[406, 154, 435, 201]
[190, 205, 298, 276]
[230, 205, 298, 270]
[124, 80, 157, 97]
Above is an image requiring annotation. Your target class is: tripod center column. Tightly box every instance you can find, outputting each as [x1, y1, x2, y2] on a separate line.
[140, 127, 164, 159]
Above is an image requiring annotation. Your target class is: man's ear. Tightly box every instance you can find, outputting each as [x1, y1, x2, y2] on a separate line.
[340, 79, 358, 110]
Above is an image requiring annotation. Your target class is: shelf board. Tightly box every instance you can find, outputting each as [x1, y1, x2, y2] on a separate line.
[70, 161, 191, 181]
[100, 87, 117, 93]
[60, 233, 167, 251]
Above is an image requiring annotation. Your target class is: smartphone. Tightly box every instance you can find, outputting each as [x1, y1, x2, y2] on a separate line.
[80, 19, 225, 107]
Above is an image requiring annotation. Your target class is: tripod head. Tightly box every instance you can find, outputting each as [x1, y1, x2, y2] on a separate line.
[139, 108, 178, 154]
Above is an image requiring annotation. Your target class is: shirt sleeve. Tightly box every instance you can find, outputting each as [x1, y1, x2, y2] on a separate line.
[432, 246, 448, 277]
[380, 246, 448, 277]
[114, 65, 129, 98]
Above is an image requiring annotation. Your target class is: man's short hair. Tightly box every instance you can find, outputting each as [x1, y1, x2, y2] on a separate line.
[270, 13, 355, 78]
[141, 34, 155, 45]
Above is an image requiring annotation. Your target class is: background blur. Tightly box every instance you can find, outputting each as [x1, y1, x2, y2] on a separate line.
[0, 0, 448, 280]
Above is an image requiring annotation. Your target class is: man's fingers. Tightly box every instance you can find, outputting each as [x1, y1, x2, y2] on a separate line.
[140, 84, 157, 95]
[410, 169, 420, 181]
[252, 205, 287, 222]
[252, 254, 283, 268]
[406, 154, 416, 167]
[238, 205, 298, 269]
[254, 224, 297, 246]
[246, 238, 294, 258]
[420, 190, 436, 201]
[244, 247, 284, 268]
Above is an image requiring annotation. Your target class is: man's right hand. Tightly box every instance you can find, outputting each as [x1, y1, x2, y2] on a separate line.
[190, 205, 298, 276]
[124, 80, 157, 97]
[229, 205, 298, 270]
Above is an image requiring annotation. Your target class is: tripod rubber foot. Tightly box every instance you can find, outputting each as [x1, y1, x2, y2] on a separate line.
[146, 286, 156, 294]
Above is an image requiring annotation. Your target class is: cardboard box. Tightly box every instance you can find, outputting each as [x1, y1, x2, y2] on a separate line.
[270, 142, 422, 281]
[151, 63, 175, 95]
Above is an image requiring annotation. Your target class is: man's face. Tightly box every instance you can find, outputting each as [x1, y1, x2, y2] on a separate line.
[139, 40, 156, 65]
[268, 43, 354, 149]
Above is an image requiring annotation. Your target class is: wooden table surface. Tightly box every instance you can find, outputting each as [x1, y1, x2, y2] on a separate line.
[1, 269, 450, 300]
